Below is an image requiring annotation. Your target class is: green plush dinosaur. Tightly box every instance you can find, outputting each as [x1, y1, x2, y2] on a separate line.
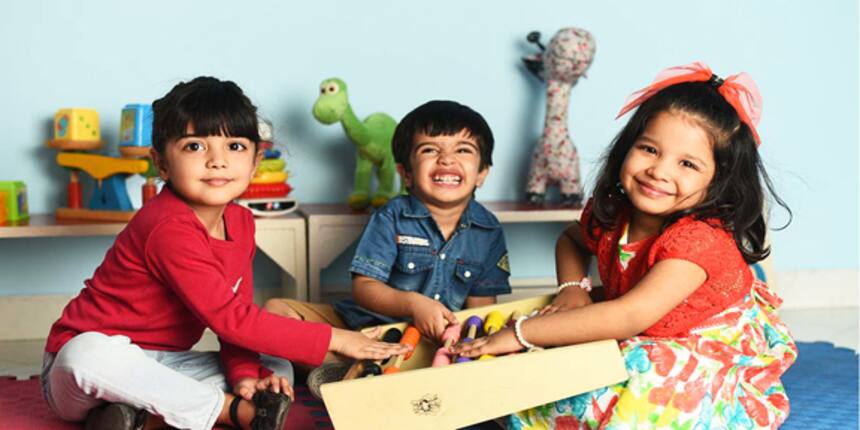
[312, 78, 399, 210]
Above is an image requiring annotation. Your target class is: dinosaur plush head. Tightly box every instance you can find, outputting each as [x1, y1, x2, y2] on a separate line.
[544, 27, 596, 85]
[312, 78, 349, 124]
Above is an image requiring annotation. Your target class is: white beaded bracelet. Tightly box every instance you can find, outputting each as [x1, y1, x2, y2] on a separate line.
[557, 277, 592, 293]
[514, 315, 542, 351]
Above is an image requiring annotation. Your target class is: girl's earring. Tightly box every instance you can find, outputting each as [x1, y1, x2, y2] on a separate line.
[616, 182, 626, 195]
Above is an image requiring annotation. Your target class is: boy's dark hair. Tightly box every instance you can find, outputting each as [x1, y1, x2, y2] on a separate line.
[392, 100, 494, 172]
[151, 76, 260, 155]
[590, 82, 791, 264]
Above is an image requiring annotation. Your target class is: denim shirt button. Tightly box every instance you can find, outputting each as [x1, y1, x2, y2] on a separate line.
[440, 253, 446, 260]
[464, 270, 471, 278]
[434, 293, 441, 300]
[407, 262, 415, 269]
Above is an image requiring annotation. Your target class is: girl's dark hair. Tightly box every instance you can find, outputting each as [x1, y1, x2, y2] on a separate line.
[590, 82, 790, 263]
[151, 76, 260, 155]
[392, 100, 494, 172]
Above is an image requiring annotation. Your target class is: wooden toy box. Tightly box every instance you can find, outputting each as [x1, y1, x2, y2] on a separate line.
[321, 295, 629, 429]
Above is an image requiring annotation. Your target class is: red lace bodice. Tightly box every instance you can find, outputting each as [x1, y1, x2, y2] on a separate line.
[579, 199, 752, 336]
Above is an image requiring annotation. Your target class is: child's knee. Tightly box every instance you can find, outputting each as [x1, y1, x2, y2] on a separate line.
[263, 298, 301, 320]
[55, 332, 127, 369]
[262, 356, 295, 386]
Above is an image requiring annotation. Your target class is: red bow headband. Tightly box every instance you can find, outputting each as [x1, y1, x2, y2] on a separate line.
[616, 61, 762, 145]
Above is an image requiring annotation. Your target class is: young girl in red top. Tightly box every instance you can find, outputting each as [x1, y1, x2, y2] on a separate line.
[454, 62, 797, 429]
[42, 77, 407, 430]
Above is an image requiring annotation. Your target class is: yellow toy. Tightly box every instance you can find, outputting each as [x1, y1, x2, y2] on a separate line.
[48, 108, 101, 150]
[48, 107, 157, 222]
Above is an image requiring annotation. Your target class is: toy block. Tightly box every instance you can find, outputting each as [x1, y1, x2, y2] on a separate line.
[0, 181, 29, 222]
[0, 192, 6, 224]
[53, 108, 100, 142]
[119, 104, 153, 154]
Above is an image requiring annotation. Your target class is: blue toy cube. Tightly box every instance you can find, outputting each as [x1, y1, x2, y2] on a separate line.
[0, 181, 29, 222]
[119, 104, 153, 148]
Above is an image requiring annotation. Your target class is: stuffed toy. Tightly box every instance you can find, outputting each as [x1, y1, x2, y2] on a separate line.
[522, 28, 596, 206]
[312, 78, 398, 210]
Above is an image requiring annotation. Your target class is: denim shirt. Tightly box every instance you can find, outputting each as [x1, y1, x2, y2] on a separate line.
[334, 195, 511, 329]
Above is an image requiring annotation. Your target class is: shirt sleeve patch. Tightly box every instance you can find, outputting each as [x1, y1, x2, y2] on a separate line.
[496, 253, 510, 273]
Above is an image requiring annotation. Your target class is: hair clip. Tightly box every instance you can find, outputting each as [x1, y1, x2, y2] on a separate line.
[707, 74, 725, 88]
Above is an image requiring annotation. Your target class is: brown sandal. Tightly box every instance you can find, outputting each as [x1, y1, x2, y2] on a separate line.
[229, 391, 292, 430]
[85, 403, 148, 430]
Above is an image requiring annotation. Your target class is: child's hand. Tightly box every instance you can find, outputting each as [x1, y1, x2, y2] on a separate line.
[329, 327, 411, 360]
[233, 375, 295, 402]
[451, 328, 522, 358]
[408, 294, 459, 341]
[539, 287, 592, 316]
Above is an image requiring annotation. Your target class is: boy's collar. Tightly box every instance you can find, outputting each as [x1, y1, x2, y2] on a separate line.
[401, 194, 500, 229]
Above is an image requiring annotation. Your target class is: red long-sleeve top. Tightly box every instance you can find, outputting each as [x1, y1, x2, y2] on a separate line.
[46, 187, 331, 385]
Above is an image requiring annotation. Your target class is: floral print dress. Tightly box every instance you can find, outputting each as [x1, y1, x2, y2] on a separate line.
[509, 202, 797, 429]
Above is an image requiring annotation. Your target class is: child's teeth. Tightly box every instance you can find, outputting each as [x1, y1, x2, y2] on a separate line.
[434, 175, 461, 184]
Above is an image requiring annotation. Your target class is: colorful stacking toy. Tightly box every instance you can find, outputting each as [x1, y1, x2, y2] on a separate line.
[236, 119, 297, 217]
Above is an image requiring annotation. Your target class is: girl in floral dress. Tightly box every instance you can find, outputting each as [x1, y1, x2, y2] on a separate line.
[453, 62, 796, 429]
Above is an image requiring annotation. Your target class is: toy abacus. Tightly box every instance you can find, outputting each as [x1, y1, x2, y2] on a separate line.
[319, 296, 630, 430]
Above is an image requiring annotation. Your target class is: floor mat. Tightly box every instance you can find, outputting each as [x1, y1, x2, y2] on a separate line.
[1, 342, 854, 429]
[781, 342, 858, 429]
[0, 377, 332, 429]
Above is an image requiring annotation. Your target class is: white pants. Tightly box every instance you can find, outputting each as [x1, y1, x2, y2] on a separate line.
[41, 331, 294, 430]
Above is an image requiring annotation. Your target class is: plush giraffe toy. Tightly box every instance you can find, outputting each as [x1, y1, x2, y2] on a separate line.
[312, 78, 399, 210]
[522, 28, 596, 206]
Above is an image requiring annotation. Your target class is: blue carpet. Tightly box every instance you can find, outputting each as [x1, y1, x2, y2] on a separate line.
[782, 342, 858, 429]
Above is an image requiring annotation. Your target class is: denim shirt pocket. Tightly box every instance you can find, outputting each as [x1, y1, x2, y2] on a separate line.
[389, 248, 434, 292]
[448, 260, 483, 306]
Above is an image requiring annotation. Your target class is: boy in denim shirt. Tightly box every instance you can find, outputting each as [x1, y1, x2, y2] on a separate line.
[336, 100, 511, 340]
[265, 100, 511, 342]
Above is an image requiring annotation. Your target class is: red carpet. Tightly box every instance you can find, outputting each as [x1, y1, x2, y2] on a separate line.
[0, 376, 332, 429]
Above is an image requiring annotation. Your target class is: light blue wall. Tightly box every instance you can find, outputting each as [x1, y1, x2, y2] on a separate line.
[1, 1, 856, 296]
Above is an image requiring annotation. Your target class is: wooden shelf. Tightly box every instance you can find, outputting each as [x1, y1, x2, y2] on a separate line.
[0, 214, 126, 238]
[300, 201, 581, 223]
[0, 212, 309, 300]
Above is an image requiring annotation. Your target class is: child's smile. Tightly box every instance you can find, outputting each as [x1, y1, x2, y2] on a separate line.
[431, 169, 463, 187]
[633, 179, 673, 198]
[201, 177, 234, 187]
[402, 129, 489, 210]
